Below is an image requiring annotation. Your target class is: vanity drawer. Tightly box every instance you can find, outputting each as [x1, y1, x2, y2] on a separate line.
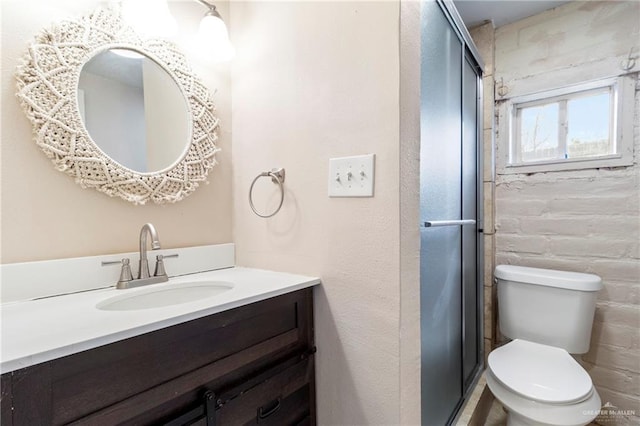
[162, 353, 315, 426]
[2, 288, 315, 426]
[215, 353, 314, 425]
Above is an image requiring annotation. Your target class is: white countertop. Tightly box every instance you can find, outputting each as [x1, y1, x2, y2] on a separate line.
[0, 267, 320, 373]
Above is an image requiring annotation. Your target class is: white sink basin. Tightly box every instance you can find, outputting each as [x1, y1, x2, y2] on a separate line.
[96, 281, 234, 311]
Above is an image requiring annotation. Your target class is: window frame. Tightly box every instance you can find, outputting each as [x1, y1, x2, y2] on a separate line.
[498, 75, 635, 174]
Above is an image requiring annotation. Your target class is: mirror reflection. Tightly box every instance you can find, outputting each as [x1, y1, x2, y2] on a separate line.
[78, 48, 189, 173]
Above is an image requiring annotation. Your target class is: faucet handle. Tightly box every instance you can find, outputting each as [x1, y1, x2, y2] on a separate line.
[154, 255, 167, 278]
[102, 258, 134, 286]
[118, 258, 134, 284]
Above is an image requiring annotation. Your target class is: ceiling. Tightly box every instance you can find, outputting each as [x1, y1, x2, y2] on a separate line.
[453, 0, 572, 28]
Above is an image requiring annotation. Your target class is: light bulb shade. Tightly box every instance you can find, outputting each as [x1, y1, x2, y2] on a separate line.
[199, 14, 235, 62]
[199, 14, 228, 41]
[122, 0, 178, 38]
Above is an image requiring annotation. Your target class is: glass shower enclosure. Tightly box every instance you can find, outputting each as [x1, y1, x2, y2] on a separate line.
[419, 1, 484, 424]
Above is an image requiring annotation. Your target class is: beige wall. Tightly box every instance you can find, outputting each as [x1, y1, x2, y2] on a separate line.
[2, 1, 422, 423]
[399, 1, 422, 424]
[229, 1, 408, 424]
[0, 0, 233, 263]
[477, 1, 640, 422]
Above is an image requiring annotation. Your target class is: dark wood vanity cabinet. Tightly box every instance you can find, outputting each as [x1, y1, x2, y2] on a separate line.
[0, 288, 316, 426]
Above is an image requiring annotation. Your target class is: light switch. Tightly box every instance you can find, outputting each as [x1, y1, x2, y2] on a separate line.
[328, 154, 375, 197]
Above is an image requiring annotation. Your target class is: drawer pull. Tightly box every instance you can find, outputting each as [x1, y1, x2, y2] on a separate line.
[257, 397, 282, 421]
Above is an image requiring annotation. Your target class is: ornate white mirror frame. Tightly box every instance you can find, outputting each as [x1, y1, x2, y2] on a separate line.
[15, 6, 220, 205]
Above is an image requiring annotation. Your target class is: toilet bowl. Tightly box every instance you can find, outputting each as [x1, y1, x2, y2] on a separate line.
[487, 339, 601, 426]
[487, 265, 603, 426]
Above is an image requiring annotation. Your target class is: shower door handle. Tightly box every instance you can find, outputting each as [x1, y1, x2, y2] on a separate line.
[422, 219, 476, 228]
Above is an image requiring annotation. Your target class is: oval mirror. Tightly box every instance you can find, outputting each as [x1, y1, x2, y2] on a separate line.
[15, 6, 220, 205]
[78, 48, 190, 173]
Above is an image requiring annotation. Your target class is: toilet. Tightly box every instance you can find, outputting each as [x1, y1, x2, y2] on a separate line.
[487, 265, 603, 426]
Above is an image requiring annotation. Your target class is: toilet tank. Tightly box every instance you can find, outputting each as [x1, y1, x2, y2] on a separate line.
[495, 265, 602, 354]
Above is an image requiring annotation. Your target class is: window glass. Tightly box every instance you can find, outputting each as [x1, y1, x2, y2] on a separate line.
[519, 103, 559, 162]
[501, 76, 633, 174]
[566, 91, 611, 159]
[513, 86, 614, 165]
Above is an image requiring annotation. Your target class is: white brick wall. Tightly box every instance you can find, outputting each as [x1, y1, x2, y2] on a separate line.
[491, 2, 640, 423]
[494, 84, 640, 425]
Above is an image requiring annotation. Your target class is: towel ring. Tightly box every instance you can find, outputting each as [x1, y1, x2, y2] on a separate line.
[249, 168, 286, 218]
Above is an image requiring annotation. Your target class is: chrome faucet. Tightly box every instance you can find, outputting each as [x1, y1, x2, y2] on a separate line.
[101, 223, 178, 289]
[138, 223, 161, 279]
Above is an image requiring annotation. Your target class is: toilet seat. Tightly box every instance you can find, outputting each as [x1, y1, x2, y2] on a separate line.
[488, 339, 593, 404]
[486, 368, 601, 426]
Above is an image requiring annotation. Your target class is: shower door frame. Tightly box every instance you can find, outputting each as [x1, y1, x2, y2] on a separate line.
[419, 0, 485, 424]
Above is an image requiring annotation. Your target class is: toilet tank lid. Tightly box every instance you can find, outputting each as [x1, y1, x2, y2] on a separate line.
[495, 265, 602, 292]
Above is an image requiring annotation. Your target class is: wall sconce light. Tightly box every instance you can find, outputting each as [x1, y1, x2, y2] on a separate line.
[121, 0, 235, 62]
[194, 0, 235, 62]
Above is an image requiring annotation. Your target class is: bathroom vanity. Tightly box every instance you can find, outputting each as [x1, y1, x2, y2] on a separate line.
[0, 246, 320, 425]
[1, 288, 315, 425]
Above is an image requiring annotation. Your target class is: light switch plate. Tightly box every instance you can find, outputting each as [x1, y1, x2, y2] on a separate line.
[328, 154, 375, 197]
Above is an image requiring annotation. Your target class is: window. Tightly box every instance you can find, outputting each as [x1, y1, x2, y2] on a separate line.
[500, 76, 635, 174]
